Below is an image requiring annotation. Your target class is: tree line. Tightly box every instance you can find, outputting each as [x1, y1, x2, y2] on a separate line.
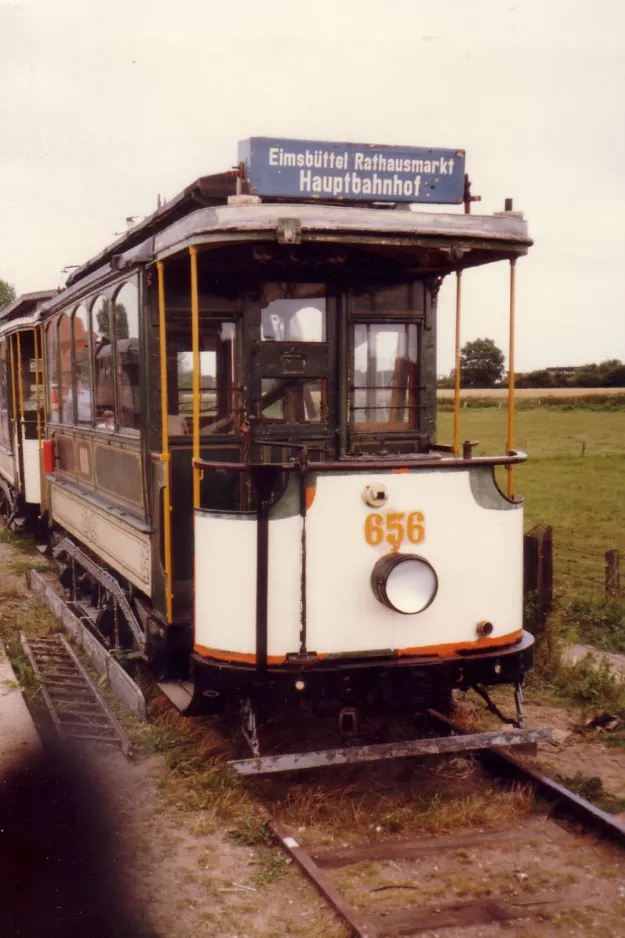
[439, 338, 625, 389]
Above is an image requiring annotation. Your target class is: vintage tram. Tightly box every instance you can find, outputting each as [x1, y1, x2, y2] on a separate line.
[6, 139, 537, 770]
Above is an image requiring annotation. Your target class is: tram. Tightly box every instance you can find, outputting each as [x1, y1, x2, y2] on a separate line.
[8, 138, 537, 770]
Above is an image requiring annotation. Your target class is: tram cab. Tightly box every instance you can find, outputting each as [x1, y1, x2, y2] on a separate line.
[41, 138, 535, 767]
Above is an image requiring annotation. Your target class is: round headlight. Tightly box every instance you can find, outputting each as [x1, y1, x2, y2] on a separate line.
[371, 554, 438, 615]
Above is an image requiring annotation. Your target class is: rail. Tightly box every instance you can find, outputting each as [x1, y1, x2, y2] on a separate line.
[269, 708, 625, 938]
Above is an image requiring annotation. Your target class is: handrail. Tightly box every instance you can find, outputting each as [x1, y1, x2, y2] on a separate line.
[192, 450, 528, 474]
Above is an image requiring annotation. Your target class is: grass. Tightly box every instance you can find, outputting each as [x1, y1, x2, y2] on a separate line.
[439, 406, 625, 644]
[558, 771, 625, 814]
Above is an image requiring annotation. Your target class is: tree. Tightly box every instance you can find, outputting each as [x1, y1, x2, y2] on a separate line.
[460, 338, 505, 388]
[0, 278, 15, 312]
[516, 369, 555, 389]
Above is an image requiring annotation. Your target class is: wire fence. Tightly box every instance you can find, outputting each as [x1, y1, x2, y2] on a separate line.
[553, 540, 623, 601]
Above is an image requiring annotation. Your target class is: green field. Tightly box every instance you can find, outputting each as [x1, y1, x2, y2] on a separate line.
[437, 408, 625, 598]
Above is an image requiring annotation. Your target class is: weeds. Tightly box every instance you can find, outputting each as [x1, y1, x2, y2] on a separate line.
[228, 818, 273, 847]
[559, 772, 625, 814]
[9, 559, 53, 576]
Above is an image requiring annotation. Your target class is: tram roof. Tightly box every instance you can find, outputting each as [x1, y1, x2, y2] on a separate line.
[63, 171, 532, 292]
[0, 290, 58, 324]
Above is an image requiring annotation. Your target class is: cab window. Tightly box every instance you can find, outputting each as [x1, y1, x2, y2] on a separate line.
[261, 283, 326, 342]
[352, 322, 419, 428]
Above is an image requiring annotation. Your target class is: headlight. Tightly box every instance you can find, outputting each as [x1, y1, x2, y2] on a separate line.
[371, 553, 438, 615]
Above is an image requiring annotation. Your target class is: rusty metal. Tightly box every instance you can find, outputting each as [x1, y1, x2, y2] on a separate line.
[193, 450, 527, 476]
[20, 632, 133, 757]
[228, 725, 551, 776]
[271, 816, 569, 937]
[453, 270, 462, 456]
[470, 682, 521, 727]
[462, 439, 479, 459]
[52, 536, 145, 650]
[507, 257, 517, 498]
[311, 821, 551, 869]
[298, 460, 308, 654]
[428, 709, 625, 849]
[270, 820, 377, 938]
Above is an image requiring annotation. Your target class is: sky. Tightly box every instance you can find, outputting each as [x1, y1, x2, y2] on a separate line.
[1, 0, 624, 374]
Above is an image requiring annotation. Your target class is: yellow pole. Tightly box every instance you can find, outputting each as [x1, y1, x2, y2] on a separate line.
[507, 259, 517, 498]
[157, 261, 174, 623]
[453, 271, 462, 457]
[190, 245, 201, 509]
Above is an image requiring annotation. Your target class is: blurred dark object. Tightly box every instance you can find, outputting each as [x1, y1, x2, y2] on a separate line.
[0, 743, 159, 938]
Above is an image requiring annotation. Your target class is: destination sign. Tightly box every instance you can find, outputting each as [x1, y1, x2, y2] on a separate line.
[238, 137, 465, 204]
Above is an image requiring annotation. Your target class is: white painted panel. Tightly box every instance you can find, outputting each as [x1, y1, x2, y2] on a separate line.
[22, 438, 40, 504]
[194, 510, 303, 658]
[267, 513, 301, 656]
[50, 483, 151, 593]
[194, 512, 256, 654]
[305, 470, 523, 655]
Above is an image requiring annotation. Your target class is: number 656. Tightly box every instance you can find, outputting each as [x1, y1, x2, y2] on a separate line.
[364, 511, 425, 547]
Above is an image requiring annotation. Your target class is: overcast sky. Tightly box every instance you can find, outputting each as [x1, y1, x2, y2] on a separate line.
[1, 0, 623, 373]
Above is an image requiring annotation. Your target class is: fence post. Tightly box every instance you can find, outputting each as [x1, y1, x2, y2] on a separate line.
[605, 549, 620, 601]
[523, 524, 553, 630]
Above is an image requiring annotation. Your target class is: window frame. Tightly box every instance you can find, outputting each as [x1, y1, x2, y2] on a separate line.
[45, 318, 60, 425]
[91, 292, 116, 432]
[347, 282, 426, 440]
[112, 278, 141, 436]
[72, 302, 94, 427]
[57, 311, 73, 426]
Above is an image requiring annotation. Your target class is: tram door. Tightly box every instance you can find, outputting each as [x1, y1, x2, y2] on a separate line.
[17, 330, 43, 504]
[249, 284, 337, 460]
[9, 330, 43, 505]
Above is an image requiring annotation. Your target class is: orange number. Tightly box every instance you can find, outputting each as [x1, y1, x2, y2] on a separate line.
[364, 513, 384, 546]
[385, 512, 405, 547]
[407, 511, 425, 544]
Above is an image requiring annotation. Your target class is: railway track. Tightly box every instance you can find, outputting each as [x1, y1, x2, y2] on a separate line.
[270, 710, 625, 938]
[20, 631, 133, 757]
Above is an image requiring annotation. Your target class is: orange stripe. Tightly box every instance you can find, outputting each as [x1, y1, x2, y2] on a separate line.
[195, 630, 523, 667]
[397, 628, 523, 658]
[194, 644, 287, 665]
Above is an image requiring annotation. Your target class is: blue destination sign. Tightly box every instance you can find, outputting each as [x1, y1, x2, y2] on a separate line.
[239, 137, 465, 204]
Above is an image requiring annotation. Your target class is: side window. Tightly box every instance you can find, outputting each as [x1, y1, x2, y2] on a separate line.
[46, 322, 59, 424]
[58, 313, 72, 424]
[73, 304, 93, 425]
[168, 321, 238, 436]
[92, 295, 114, 429]
[113, 281, 140, 431]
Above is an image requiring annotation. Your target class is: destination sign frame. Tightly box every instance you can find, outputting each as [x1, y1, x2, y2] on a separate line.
[239, 137, 465, 205]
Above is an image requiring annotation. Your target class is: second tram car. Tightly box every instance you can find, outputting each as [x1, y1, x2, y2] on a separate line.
[8, 138, 537, 769]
